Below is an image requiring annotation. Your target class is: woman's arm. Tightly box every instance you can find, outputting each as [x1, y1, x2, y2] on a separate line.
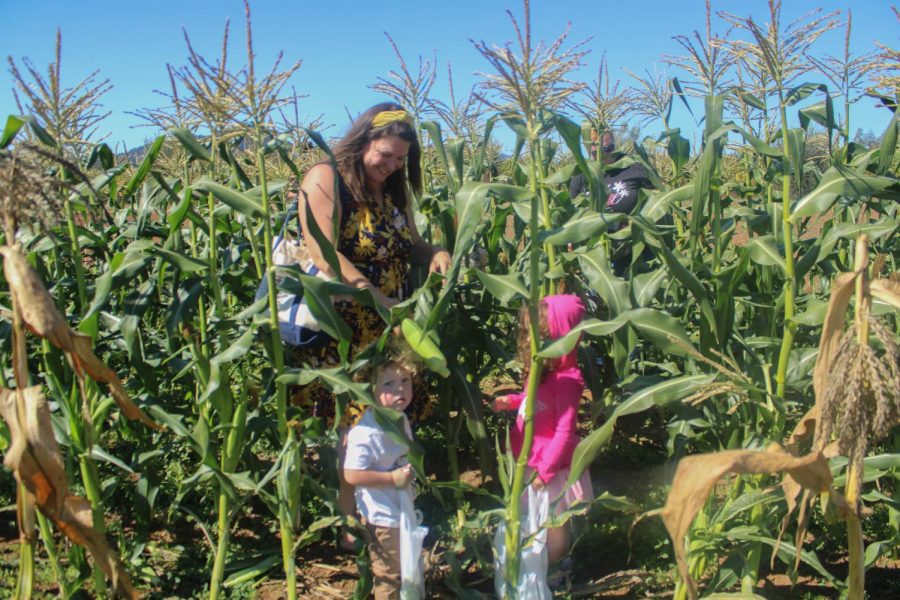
[405, 201, 451, 275]
[299, 164, 397, 308]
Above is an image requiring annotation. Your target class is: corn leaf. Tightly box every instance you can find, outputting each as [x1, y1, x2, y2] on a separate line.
[122, 135, 165, 198]
[662, 445, 834, 600]
[567, 374, 715, 489]
[1, 115, 27, 148]
[472, 269, 529, 305]
[401, 318, 449, 378]
[790, 165, 897, 222]
[169, 127, 211, 162]
[195, 177, 265, 218]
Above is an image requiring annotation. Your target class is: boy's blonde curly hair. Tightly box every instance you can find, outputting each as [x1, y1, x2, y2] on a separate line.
[366, 338, 420, 387]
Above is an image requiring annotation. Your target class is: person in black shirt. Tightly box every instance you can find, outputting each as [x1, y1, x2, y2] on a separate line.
[569, 130, 653, 275]
[569, 130, 651, 216]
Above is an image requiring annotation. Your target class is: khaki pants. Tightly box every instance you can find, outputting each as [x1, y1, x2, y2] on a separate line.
[366, 523, 401, 600]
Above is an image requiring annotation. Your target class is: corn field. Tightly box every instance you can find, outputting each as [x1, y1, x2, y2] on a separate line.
[0, 0, 898, 598]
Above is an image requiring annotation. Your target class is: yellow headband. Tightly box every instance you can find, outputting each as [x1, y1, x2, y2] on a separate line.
[371, 110, 414, 128]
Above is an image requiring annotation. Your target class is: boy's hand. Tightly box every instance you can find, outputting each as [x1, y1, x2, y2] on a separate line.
[390, 465, 413, 489]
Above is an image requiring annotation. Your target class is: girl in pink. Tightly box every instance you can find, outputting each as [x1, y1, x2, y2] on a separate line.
[491, 294, 594, 564]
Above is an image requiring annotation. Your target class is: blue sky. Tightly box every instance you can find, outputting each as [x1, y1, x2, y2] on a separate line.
[2, 0, 897, 152]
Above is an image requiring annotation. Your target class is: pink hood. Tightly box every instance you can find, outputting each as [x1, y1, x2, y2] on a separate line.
[543, 294, 585, 371]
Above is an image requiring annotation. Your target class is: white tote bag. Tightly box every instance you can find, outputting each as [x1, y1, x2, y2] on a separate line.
[255, 229, 332, 347]
[493, 485, 552, 600]
[399, 488, 427, 599]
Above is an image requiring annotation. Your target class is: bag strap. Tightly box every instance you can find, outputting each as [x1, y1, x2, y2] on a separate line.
[269, 207, 297, 255]
[278, 208, 295, 238]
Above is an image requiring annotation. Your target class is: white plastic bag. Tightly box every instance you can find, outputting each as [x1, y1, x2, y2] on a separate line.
[493, 485, 552, 600]
[399, 488, 427, 599]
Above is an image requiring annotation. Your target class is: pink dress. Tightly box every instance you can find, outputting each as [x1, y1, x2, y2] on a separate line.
[506, 295, 594, 514]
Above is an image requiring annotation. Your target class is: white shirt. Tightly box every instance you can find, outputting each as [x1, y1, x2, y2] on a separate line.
[344, 409, 413, 528]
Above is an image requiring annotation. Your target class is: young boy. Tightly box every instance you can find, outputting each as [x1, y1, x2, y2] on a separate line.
[343, 350, 419, 599]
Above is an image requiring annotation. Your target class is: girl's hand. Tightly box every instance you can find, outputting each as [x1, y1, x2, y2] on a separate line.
[428, 247, 452, 275]
[531, 477, 546, 491]
[490, 395, 510, 412]
[390, 465, 413, 489]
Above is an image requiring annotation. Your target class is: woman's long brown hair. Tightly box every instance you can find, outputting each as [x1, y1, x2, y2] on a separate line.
[332, 102, 422, 210]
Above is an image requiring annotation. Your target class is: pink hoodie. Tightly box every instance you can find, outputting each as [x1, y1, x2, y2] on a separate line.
[507, 294, 586, 483]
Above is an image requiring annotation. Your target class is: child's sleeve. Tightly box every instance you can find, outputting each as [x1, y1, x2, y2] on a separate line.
[535, 374, 582, 483]
[504, 391, 526, 411]
[343, 427, 374, 471]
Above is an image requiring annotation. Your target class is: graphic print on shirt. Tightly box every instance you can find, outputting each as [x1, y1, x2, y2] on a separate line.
[606, 180, 629, 208]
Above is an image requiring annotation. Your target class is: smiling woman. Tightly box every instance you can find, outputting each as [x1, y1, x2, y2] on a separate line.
[291, 101, 451, 543]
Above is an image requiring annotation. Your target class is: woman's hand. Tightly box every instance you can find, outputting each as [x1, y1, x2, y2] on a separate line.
[531, 477, 546, 491]
[428, 247, 452, 275]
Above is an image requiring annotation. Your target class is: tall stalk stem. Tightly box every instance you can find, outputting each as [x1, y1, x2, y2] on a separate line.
[774, 96, 797, 399]
[14, 515, 34, 600]
[844, 235, 869, 600]
[206, 133, 226, 320]
[255, 145, 287, 437]
[62, 198, 88, 312]
[534, 142, 557, 294]
[254, 135, 297, 599]
[79, 453, 108, 597]
[209, 492, 231, 600]
[503, 129, 545, 597]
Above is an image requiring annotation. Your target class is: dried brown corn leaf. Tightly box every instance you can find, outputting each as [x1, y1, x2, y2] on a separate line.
[57, 493, 141, 598]
[661, 444, 833, 600]
[0, 245, 75, 352]
[785, 406, 817, 454]
[870, 278, 900, 311]
[1, 245, 157, 430]
[0, 388, 37, 540]
[812, 272, 856, 404]
[776, 440, 843, 573]
[70, 334, 158, 429]
[0, 386, 140, 598]
[20, 386, 68, 511]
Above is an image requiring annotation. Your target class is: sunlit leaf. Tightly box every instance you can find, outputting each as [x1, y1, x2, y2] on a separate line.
[195, 178, 265, 218]
[473, 269, 529, 305]
[790, 166, 897, 222]
[169, 127, 211, 162]
[401, 318, 449, 378]
[744, 236, 786, 273]
[122, 135, 164, 198]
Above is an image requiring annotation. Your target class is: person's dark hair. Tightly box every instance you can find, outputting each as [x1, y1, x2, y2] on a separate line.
[332, 102, 422, 210]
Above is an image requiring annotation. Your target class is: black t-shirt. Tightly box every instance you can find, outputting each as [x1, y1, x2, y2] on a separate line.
[569, 161, 652, 215]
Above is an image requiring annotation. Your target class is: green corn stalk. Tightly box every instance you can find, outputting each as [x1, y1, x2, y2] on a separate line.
[208, 4, 304, 595]
[772, 92, 798, 400]
[718, 0, 838, 400]
[469, 2, 589, 589]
